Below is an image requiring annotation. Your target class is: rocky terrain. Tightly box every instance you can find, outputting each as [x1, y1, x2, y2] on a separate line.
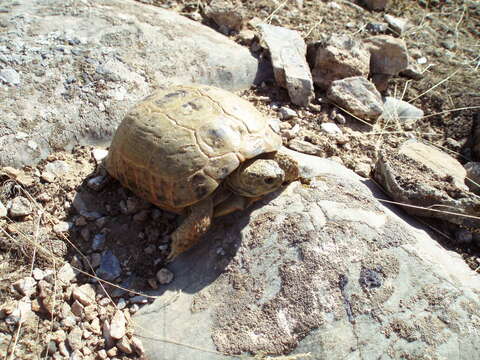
[1, 0, 479, 359]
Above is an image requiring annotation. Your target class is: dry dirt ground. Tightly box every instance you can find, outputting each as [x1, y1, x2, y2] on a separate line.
[1, 0, 479, 359]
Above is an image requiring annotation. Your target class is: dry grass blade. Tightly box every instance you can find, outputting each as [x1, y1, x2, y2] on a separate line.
[264, 0, 288, 24]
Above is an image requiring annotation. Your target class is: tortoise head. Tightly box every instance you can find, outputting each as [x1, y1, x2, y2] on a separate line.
[226, 158, 285, 197]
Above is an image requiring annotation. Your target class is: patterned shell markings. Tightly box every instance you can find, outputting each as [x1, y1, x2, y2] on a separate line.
[106, 85, 282, 214]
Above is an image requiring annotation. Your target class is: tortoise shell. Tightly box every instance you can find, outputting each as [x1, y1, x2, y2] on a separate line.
[105, 84, 282, 214]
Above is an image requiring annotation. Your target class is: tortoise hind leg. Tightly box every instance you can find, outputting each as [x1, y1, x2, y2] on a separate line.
[167, 197, 214, 261]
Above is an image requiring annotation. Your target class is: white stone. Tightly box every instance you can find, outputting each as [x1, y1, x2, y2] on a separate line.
[110, 310, 126, 339]
[91, 148, 109, 163]
[321, 122, 342, 134]
[57, 263, 79, 285]
[53, 221, 72, 233]
[12, 277, 36, 297]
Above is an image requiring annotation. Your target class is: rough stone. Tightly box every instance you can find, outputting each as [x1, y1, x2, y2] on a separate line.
[364, 35, 409, 76]
[259, 24, 314, 106]
[12, 277, 36, 297]
[97, 251, 122, 281]
[70, 300, 84, 317]
[131, 336, 146, 356]
[0, 0, 259, 168]
[72, 284, 96, 306]
[311, 34, 370, 90]
[279, 107, 298, 120]
[327, 76, 383, 121]
[287, 139, 323, 156]
[375, 140, 480, 228]
[362, 0, 388, 11]
[57, 263, 79, 285]
[32, 268, 46, 281]
[355, 162, 372, 177]
[382, 97, 424, 127]
[384, 14, 413, 35]
[156, 268, 174, 285]
[102, 320, 115, 349]
[320, 122, 342, 135]
[40, 171, 56, 183]
[0, 68, 21, 85]
[134, 148, 480, 360]
[45, 161, 71, 178]
[53, 221, 72, 234]
[117, 337, 133, 354]
[87, 176, 108, 191]
[8, 196, 32, 217]
[67, 328, 83, 351]
[204, 0, 245, 33]
[465, 162, 480, 195]
[91, 149, 109, 163]
[92, 233, 106, 251]
[110, 310, 126, 340]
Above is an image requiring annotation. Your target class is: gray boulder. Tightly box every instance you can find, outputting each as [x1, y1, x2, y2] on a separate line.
[311, 34, 371, 90]
[0, 0, 260, 168]
[327, 76, 383, 121]
[134, 148, 480, 360]
[259, 24, 314, 106]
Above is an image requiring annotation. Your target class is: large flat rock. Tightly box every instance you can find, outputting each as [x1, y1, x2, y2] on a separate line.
[134, 150, 480, 360]
[0, 0, 260, 167]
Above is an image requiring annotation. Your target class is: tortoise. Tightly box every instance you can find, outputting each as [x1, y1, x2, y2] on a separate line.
[105, 84, 300, 260]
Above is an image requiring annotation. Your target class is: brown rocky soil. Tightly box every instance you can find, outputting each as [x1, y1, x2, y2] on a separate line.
[1, 0, 479, 359]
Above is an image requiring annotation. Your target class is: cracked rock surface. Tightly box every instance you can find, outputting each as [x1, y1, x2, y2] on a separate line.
[134, 150, 480, 360]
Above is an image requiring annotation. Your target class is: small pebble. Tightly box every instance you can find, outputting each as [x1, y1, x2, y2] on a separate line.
[355, 162, 372, 178]
[53, 221, 72, 234]
[279, 106, 298, 120]
[45, 160, 70, 177]
[97, 250, 122, 281]
[92, 233, 106, 251]
[32, 268, 46, 281]
[90, 253, 102, 268]
[87, 175, 107, 191]
[0, 68, 21, 85]
[41, 171, 56, 183]
[97, 349, 107, 359]
[117, 298, 127, 310]
[72, 284, 96, 306]
[156, 268, 174, 285]
[117, 336, 133, 354]
[75, 216, 87, 226]
[57, 263, 79, 285]
[13, 277, 37, 297]
[321, 122, 342, 135]
[8, 196, 32, 217]
[110, 310, 126, 339]
[334, 113, 346, 124]
[417, 57, 427, 64]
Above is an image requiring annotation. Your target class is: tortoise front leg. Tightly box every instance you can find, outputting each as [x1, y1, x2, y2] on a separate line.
[167, 197, 214, 261]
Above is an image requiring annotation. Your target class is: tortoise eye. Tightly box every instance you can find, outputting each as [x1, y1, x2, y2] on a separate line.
[264, 177, 275, 184]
